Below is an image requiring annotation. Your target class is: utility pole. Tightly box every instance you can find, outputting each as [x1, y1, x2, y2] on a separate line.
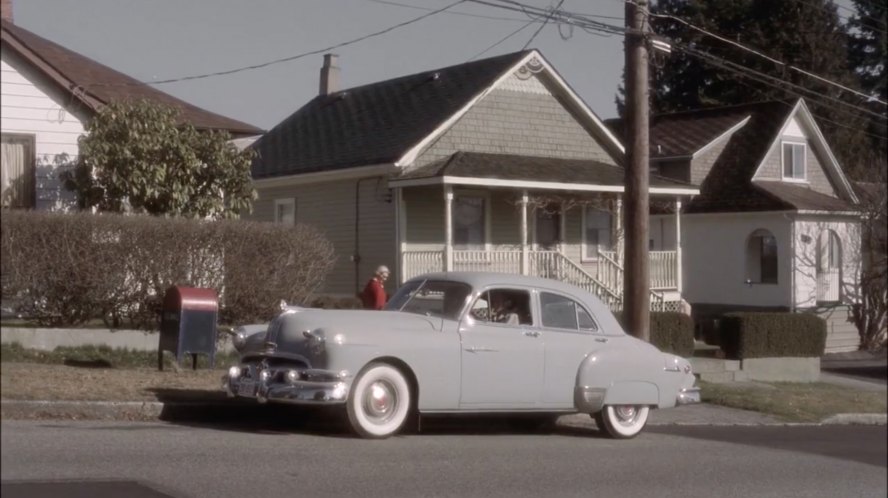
[624, 0, 651, 341]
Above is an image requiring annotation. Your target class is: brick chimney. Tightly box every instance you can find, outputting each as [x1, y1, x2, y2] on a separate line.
[1, 0, 13, 23]
[319, 53, 340, 96]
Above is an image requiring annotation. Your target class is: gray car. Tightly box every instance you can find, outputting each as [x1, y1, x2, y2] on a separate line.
[223, 272, 700, 439]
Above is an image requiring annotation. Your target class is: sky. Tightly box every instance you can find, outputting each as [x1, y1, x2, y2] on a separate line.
[11, 0, 630, 132]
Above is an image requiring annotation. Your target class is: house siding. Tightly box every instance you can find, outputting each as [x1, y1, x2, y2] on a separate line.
[249, 177, 396, 297]
[793, 216, 862, 309]
[414, 73, 616, 168]
[682, 212, 793, 308]
[1, 49, 83, 210]
[754, 122, 838, 197]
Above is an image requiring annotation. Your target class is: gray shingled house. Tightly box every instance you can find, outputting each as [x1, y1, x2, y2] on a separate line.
[608, 99, 863, 352]
[247, 50, 698, 311]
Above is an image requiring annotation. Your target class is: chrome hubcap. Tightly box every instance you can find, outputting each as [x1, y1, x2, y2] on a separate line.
[614, 406, 638, 423]
[363, 381, 397, 423]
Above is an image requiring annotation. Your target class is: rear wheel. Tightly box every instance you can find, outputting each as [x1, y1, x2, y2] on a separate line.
[346, 363, 411, 439]
[593, 405, 650, 439]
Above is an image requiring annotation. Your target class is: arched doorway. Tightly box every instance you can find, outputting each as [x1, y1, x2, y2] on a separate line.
[816, 230, 842, 302]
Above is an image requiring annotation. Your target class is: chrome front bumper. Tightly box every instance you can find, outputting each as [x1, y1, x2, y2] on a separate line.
[223, 364, 350, 405]
[676, 387, 701, 406]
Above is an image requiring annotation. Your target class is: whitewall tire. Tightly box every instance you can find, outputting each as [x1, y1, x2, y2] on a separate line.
[346, 363, 412, 439]
[594, 405, 650, 439]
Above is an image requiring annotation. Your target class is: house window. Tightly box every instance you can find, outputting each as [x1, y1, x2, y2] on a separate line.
[534, 204, 561, 250]
[453, 195, 486, 249]
[1, 134, 36, 209]
[782, 142, 806, 180]
[583, 207, 612, 260]
[746, 229, 778, 284]
[274, 198, 296, 225]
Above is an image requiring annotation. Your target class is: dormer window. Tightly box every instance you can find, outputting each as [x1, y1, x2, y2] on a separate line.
[782, 142, 806, 181]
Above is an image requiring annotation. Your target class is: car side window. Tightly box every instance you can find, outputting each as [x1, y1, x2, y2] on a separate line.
[540, 292, 599, 332]
[469, 288, 532, 325]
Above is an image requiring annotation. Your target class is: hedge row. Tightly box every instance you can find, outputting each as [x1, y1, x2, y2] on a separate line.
[1, 210, 335, 328]
[617, 312, 695, 357]
[719, 312, 827, 359]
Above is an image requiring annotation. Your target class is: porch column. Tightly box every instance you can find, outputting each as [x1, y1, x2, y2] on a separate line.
[520, 190, 529, 275]
[675, 197, 683, 293]
[614, 198, 624, 264]
[396, 188, 406, 284]
[444, 185, 453, 272]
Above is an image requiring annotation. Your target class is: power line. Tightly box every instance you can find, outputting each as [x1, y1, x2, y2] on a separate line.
[522, 0, 565, 50]
[82, 0, 469, 89]
[788, 0, 887, 33]
[633, 0, 887, 105]
[674, 43, 888, 140]
[469, 19, 536, 60]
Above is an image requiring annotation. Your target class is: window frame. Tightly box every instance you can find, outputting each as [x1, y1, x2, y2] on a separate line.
[452, 190, 491, 251]
[537, 291, 600, 334]
[274, 198, 296, 225]
[781, 141, 807, 182]
[581, 206, 613, 262]
[746, 229, 779, 285]
[1, 133, 37, 209]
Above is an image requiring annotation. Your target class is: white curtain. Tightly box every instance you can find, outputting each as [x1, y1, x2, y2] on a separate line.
[1, 137, 31, 208]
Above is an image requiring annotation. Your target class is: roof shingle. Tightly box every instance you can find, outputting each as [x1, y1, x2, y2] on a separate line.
[1, 20, 262, 137]
[251, 51, 532, 178]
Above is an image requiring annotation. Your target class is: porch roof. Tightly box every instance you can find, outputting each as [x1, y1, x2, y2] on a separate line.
[753, 181, 857, 213]
[389, 152, 699, 195]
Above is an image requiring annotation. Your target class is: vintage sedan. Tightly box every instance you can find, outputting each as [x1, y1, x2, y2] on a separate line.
[223, 272, 700, 439]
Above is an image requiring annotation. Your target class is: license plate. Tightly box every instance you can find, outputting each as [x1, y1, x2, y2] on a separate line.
[237, 380, 256, 397]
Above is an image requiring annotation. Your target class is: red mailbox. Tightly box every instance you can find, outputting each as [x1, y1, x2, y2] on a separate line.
[158, 286, 218, 371]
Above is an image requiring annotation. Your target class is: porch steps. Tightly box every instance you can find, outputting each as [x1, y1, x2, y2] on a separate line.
[807, 305, 859, 354]
[689, 357, 746, 383]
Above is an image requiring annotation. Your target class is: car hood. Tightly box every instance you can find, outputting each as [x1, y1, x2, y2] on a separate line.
[242, 309, 440, 357]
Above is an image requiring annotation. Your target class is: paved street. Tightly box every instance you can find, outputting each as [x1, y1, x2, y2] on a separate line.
[2, 419, 885, 498]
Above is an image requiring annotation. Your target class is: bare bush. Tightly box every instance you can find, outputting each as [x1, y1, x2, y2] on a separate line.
[1, 211, 335, 328]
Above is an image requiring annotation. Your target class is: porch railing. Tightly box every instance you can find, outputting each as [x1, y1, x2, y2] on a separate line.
[600, 250, 677, 290]
[402, 249, 680, 312]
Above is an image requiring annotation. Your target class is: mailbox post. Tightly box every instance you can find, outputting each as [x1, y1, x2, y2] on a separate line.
[159, 286, 218, 371]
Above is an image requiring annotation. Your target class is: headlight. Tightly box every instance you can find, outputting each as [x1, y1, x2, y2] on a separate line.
[286, 370, 301, 384]
[228, 366, 242, 379]
[259, 370, 271, 382]
[233, 331, 247, 351]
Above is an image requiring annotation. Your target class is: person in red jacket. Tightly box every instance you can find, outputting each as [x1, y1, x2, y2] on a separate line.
[360, 265, 389, 310]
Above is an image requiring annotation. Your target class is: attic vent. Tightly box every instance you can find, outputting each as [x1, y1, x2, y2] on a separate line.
[656, 144, 662, 155]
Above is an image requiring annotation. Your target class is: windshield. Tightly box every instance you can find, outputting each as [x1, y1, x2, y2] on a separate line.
[384, 280, 473, 320]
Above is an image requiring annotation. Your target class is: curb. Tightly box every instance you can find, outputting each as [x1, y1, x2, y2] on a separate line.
[2, 399, 886, 426]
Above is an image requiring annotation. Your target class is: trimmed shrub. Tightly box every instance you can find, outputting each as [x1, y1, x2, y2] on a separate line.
[720, 312, 827, 359]
[650, 312, 695, 357]
[616, 311, 695, 357]
[1, 210, 335, 328]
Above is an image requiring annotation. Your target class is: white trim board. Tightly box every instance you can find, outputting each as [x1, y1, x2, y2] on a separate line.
[390, 175, 699, 196]
[252, 164, 396, 188]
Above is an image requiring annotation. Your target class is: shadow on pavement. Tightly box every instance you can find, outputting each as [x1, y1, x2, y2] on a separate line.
[648, 425, 888, 468]
[152, 397, 605, 439]
[821, 366, 887, 382]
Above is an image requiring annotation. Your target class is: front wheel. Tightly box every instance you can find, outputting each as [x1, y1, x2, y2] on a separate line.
[346, 363, 412, 439]
[593, 405, 650, 439]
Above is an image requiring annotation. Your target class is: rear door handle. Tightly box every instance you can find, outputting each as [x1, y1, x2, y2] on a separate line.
[595, 337, 608, 343]
[523, 330, 541, 338]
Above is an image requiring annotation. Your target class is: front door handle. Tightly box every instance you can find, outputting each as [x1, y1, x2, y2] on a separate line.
[594, 337, 608, 343]
[523, 330, 541, 338]
[464, 346, 497, 353]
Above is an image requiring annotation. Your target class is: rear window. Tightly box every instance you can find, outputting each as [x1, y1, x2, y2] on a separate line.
[540, 292, 599, 332]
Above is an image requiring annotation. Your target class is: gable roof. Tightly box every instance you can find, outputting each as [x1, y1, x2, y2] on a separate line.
[609, 100, 858, 213]
[391, 151, 696, 194]
[605, 107, 751, 160]
[1, 20, 262, 137]
[251, 50, 624, 180]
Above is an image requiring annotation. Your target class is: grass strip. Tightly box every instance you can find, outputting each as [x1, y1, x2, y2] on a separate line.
[700, 380, 887, 423]
[1, 342, 239, 370]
